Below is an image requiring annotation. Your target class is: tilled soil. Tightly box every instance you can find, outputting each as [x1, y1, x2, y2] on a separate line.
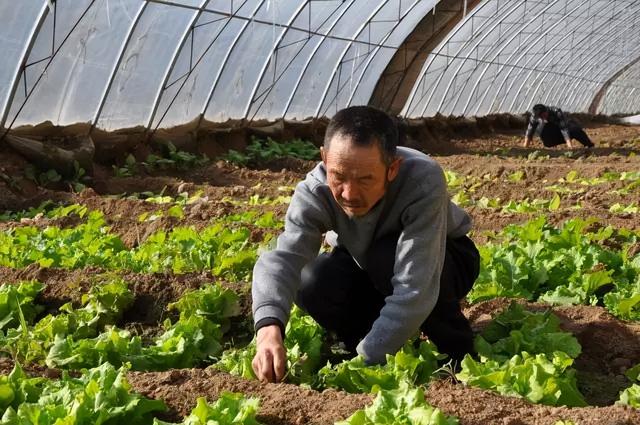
[0, 124, 639, 423]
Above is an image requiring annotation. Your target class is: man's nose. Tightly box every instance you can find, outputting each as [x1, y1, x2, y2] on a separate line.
[341, 182, 357, 200]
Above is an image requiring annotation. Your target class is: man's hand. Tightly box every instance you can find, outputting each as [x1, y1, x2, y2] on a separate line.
[252, 324, 286, 383]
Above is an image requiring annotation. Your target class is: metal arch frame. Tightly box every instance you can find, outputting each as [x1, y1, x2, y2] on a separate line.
[541, 10, 640, 111]
[589, 52, 640, 113]
[558, 17, 640, 109]
[417, 0, 525, 118]
[280, 0, 359, 119]
[564, 3, 640, 109]
[3, 0, 98, 137]
[616, 84, 638, 113]
[567, 27, 640, 111]
[312, 0, 393, 119]
[624, 88, 639, 113]
[0, 1, 50, 129]
[481, 0, 613, 115]
[371, 0, 482, 115]
[246, 0, 357, 121]
[149, 0, 254, 130]
[490, 0, 617, 114]
[240, 1, 310, 120]
[343, 0, 432, 109]
[503, 1, 638, 113]
[504, 4, 632, 112]
[435, 0, 561, 116]
[457, 0, 585, 116]
[400, 1, 491, 116]
[570, 43, 640, 112]
[321, 0, 427, 114]
[536, 2, 640, 110]
[615, 65, 640, 112]
[146, 0, 211, 130]
[622, 66, 640, 111]
[401, 0, 497, 117]
[91, 1, 148, 130]
[620, 86, 640, 113]
[198, 0, 268, 126]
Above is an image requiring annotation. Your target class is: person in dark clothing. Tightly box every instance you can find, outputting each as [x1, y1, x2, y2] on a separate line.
[523, 104, 594, 149]
[251, 106, 480, 383]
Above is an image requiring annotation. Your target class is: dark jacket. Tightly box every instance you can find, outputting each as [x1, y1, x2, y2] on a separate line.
[526, 106, 570, 141]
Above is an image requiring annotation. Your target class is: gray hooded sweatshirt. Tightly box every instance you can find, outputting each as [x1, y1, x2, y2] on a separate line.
[251, 146, 472, 363]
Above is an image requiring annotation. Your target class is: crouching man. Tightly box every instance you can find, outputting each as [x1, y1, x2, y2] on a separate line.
[251, 106, 479, 382]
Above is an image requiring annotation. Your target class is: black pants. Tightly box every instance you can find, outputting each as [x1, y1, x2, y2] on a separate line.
[296, 234, 480, 362]
[540, 121, 594, 148]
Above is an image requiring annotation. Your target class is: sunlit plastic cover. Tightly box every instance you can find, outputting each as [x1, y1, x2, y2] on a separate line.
[1, 0, 638, 132]
[402, 0, 640, 118]
[0, 0, 437, 131]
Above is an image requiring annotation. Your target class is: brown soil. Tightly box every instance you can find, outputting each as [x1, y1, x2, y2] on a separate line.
[1, 123, 639, 423]
[127, 368, 372, 425]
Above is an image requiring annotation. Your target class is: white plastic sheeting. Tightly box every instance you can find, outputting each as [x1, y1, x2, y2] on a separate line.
[403, 0, 640, 118]
[1, 0, 639, 132]
[598, 61, 640, 116]
[0, 0, 439, 131]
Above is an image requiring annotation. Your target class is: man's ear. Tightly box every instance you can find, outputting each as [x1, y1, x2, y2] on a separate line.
[387, 157, 403, 181]
[320, 146, 326, 165]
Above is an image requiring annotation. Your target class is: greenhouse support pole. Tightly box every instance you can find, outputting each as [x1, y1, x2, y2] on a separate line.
[481, 0, 612, 115]
[3, 0, 97, 139]
[0, 1, 50, 131]
[91, 2, 148, 131]
[533, 3, 640, 111]
[241, 1, 309, 120]
[342, 0, 425, 110]
[197, 0, 268, 128]
[433, 0, 558, 116]
[588, 55, 640, 114]
[403, 0, 515, 117]
[499, 1, 636, 113]
[462, 0, 587, 116]
[313, 0, 391, 119]
[280, 0, 358, 119]
[146, 0, 211, 131]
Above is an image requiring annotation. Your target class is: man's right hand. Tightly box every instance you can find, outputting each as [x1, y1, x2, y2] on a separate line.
[252, 324, 286, 383]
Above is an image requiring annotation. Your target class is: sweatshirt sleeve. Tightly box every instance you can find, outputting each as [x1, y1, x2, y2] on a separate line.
[555, 108, 571, 141]
[525, 115, 538, 139]
[252, 179, 332, 329]
[356, 168, 449, 364]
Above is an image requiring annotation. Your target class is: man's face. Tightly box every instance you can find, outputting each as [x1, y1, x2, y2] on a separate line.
[321, 133, 401, 218]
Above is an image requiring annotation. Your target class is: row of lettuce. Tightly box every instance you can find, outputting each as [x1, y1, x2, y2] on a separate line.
[0, 279, 458, 424]
[1, 203, 638, 321]
[0, 203, 638, 422]
[3, 277, 638, 423]
[445, 168, 640, 213]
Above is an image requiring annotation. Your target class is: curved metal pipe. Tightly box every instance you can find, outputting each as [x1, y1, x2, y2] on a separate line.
[198, 0, 268, 126]
[146, 0, 211, 130]
[1, 1, 50, 130]
[464, 0, 588, 116]
[313, 0, 392, 119]
[241, 1, 309, 120]
[92, 1, 148, 130]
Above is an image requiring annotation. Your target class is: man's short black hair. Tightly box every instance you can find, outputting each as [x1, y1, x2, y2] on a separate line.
[324, 106, 398, 165]
[532, 104, 548, 117]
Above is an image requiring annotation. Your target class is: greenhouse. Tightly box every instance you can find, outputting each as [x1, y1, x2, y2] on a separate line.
[0, 0, 639, 424]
